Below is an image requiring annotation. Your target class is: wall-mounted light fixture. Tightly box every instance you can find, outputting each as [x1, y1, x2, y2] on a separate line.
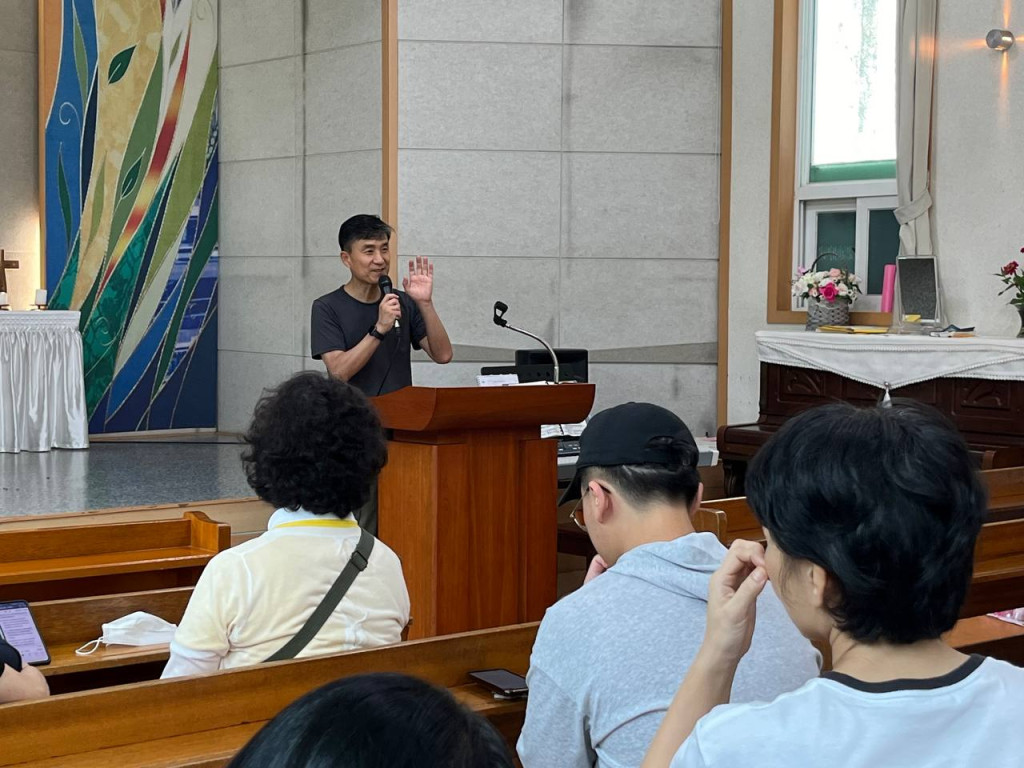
[987, 29, 1015, 51]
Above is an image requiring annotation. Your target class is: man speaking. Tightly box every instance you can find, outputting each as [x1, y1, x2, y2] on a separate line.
[311, 215, 453, 396]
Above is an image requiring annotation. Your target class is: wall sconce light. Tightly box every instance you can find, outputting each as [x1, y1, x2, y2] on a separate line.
[986, 29, 1015, 51]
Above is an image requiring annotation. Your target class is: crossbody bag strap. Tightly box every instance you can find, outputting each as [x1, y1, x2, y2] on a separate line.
[264, 528, 375, 663]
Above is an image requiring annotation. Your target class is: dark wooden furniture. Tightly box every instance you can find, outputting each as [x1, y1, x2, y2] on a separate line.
[0, 623, 538, 767]
[373, 385, 595, 640]
[718, 363, 1024, 495]
[0, 511, 230, 602]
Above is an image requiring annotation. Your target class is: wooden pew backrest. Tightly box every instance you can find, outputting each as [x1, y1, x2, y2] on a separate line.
[0, 498, 273, 549]
[0, 512, 229, 602]
[982, 466, 1024, 523]
[0, 511, 226, 562]
[28, 587, 193, 694]
[692, 507, 727, 542]
[0, 622, 539, 767]
[964, 517, 1024, 618]
[32, 587, 193, 646]
[704, 497, 762, 544]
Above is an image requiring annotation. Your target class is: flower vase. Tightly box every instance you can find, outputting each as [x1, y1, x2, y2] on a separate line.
[1018, 306, 1024, 339]
[805, 299, 850, 331]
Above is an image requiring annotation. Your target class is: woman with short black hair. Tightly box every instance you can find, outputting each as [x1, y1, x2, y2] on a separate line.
[228, 673, 514, 768]
[162, 373, 409, 677]
[645, 400, 1024, 767]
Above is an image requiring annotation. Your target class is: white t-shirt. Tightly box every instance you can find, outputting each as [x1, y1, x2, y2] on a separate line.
[162, 508, 409, 677]
[671, 655, 1024, 768]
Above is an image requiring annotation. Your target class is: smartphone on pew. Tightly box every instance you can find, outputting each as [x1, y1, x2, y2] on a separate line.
[0, 600, 50, 666]
[469, 668, 528, 699]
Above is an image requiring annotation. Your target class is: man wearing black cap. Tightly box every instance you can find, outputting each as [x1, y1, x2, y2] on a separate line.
[516, 402, 819, 768]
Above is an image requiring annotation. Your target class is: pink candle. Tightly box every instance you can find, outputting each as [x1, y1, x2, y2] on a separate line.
[881, 264, 897, 313]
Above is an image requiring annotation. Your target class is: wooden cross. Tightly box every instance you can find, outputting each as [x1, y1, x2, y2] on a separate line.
[0, 249, 19, 296]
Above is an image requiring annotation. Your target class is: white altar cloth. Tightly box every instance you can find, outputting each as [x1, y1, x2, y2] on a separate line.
[756, 331, 1024, 390]
[0, 311, 89, 453]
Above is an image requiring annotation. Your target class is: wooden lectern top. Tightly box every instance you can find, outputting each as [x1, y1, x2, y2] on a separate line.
[372, 384, 595, 433]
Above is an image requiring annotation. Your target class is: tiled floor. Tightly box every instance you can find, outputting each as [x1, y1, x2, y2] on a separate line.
[0, 442, 253, 517]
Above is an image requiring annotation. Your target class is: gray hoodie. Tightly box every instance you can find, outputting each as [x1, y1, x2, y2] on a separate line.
[517, 532, 820, 768]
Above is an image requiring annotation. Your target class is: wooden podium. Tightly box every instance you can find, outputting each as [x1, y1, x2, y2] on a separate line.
[372, 384, 595, 639]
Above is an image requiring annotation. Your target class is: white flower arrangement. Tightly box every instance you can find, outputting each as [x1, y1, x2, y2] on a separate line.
[792, 267, 863, 305]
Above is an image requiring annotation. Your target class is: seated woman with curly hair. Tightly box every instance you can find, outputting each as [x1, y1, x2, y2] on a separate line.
[162, 372, 409, 677]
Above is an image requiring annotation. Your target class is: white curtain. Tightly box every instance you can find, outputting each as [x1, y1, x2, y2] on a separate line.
[0, 312, 89, 453]
[894, 0, 938, 256]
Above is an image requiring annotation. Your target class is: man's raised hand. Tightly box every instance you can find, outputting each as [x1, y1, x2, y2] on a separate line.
[403, 255, 434, 304]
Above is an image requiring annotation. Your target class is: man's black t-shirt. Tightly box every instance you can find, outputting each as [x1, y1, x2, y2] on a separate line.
[310, 287, 427, 396]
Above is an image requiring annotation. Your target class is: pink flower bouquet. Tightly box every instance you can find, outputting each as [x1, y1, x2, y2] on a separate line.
[791, 266, 862, 305]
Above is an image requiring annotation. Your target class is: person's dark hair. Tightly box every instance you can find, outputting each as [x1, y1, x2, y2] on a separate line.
[583, 437, 701, 509]
[228, 673, 515, 768]
[338, 214, 393, 254]
[242, 372, 387, 516]
[747, 399, 987, 644]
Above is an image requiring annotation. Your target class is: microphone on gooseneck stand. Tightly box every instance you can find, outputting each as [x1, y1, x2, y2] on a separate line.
[378, 275, 400, 330]
[492, 301, 561, 384]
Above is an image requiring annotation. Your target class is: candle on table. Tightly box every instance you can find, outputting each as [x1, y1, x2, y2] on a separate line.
[35, 289, 47, 306]
[880, 264, 896, 313]
[0, 292, 8, 306]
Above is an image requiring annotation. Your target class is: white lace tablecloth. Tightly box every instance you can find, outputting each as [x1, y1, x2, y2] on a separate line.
[0, 311, 89, 452]
[756, 331, 1024, 390]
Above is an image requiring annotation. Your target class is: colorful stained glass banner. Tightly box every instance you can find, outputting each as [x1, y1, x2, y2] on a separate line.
[41, 0, 218, 432]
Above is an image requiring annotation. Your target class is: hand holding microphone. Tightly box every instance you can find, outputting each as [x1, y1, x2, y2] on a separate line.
[376, 276, 402, 333]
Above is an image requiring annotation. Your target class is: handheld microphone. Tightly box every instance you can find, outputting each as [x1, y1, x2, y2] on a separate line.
[492, 300, 560, 384]
[378, 275, 400, 330]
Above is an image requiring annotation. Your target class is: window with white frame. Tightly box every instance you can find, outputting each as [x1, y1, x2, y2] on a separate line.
[794, 0, 900, 311]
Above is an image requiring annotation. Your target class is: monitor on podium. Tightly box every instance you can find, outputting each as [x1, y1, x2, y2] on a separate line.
[479, 348, 588, 383]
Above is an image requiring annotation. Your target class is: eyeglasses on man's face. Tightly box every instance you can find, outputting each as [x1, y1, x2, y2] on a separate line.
[569, 482, 610, 532]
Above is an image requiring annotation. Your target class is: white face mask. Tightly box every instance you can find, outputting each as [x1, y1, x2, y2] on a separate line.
[75, 611, 178, 656]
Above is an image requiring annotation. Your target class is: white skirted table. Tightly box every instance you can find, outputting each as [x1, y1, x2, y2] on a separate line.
[0, 311, 89, 453]
[717, 331, 1024, 495]
[755, 331, 1024, 391]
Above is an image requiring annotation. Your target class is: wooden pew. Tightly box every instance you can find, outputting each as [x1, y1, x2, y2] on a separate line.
[0, 511, 229, 602]
[557, 505, 729, 559]
[709, 466, 1024, 546]
[985, 466, 1024, 522]
[0, 497, 274, 548]
[704, 497, 761, 545]
[0, 622, 538, 767]
[962, 517, 1024, 618]
[706, 498, 1024, 619]
[945, 615, 1024, 666]
[30, 587, 192, 695]
[702, 510, 1024, 621]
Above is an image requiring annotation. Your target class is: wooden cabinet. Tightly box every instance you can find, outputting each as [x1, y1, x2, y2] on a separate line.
[718, 364, 1024, 495]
